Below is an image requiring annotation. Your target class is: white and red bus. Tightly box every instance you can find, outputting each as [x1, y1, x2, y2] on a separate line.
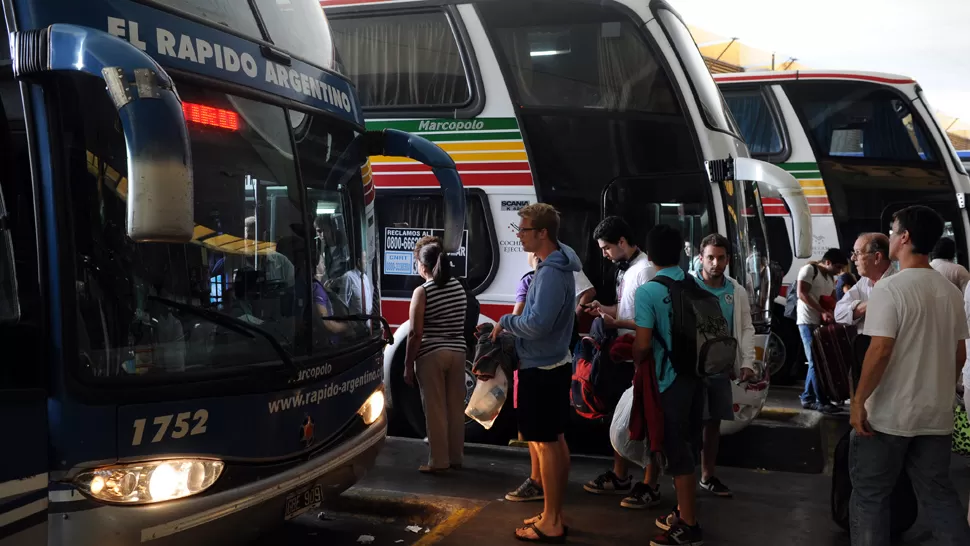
[322, 0, 815, 442]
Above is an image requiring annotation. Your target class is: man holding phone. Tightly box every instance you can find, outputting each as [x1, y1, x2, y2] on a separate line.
[582, 216, 661, 510]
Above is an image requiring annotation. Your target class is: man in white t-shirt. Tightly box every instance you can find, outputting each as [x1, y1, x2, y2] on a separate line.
[850, 205, 970, 545]
[796, 248, 848, 413]
[582, 216, 660, 510]
[930, 237, 970, 293]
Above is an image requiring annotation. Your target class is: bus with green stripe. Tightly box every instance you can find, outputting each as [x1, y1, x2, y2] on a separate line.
[716, 71, 970, 382]
[322, 0, 817, 442]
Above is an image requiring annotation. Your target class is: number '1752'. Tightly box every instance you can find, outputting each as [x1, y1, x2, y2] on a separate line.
[132, 410, 209, 446]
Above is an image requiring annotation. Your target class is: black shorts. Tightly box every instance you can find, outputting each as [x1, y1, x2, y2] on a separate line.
[516, 364, 572, 443]
[660, 373, 704, 476]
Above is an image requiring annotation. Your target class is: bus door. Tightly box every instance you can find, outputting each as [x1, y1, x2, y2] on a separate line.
[601, 173, 714, 287]
[880, 198, 968, 260]
[0, 59, 48, 544]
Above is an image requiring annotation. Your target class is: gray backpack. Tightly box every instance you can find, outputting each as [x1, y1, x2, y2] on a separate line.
[651, 276, 737, 378]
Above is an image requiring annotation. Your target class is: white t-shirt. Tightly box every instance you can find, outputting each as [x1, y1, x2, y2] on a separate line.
[616, 251, 657, 335]
[930, 259, 970, 293]
[862, 268, 969, 436]
[574, 269, 594, 299]
[796, 264, 836, 325]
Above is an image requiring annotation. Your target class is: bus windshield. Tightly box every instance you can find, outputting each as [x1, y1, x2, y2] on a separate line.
[65, 74, 378, 381]
[783, 81, 939, 164]
[153, 0, 335, 69]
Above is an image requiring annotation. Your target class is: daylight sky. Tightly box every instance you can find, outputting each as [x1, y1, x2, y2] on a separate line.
[669, 0, 970, 124]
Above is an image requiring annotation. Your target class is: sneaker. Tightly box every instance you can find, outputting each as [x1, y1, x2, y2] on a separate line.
[699, 476, 733, 498]
[583, 470, 633, 495]
[620, 482, 662, 509]
[650, 522, 704, 546]
[505, 478, 544, 502]
[656, 507, 680, 531]
[813, 403, 842, 415]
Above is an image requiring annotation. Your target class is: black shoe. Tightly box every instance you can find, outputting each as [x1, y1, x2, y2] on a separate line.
[650, 522, 703, 546]
[656, 507, 680, 531]
[699, 476, 733, 497]
[506, 478, 544, 502]
[583, 470, 633, 495]
[620, 482, 662, 509]
[813, 403, 841, 415]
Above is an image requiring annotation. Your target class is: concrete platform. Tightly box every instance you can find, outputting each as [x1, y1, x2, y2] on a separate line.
[265, 436, 970, 545]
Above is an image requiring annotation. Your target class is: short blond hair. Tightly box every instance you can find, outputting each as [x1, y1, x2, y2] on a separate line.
[519, 203, 560, 241]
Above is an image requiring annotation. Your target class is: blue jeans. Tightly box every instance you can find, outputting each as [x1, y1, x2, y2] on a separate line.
[798, 324, 829, 406]
[850, 430, 970, 546]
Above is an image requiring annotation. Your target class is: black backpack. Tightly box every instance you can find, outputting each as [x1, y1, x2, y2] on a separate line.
[650, 276, 737, 379]
[783, 264, 818, 319]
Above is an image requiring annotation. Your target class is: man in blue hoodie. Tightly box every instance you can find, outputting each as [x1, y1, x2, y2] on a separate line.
[493, 203, 581, 543]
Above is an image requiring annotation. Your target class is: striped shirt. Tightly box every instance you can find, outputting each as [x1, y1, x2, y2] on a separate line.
[418, 277, 468, 358]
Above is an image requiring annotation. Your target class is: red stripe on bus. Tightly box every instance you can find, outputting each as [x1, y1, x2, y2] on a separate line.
[371, 161, 530, 173]
[715, 72, 914, 85]
[373, 172, 534, 187]
[382, 299, 515, 327]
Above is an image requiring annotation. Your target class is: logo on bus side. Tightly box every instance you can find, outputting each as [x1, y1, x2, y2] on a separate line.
[417, 120, 485, 132]
[501, 200, 530, 211]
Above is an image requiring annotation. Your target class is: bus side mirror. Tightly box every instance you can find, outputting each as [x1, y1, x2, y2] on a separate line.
[734, 158, 813, 259]
[365, 129, 466, 253]
[12, 24, 194, 243]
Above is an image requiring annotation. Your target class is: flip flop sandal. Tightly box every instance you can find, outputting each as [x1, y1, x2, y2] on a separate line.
[514, 522, 567, 543]
[418, 465, 449, 474]
[523, 514, 569, 535]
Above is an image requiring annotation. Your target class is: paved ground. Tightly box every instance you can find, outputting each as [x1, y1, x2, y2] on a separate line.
[261, 435, 970, 545]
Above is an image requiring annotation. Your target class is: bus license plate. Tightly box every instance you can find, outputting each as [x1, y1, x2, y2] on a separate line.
[284, 484, 323, 521]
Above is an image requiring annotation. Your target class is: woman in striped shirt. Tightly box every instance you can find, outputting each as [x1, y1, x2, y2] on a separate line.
[403, 236, 469, 473]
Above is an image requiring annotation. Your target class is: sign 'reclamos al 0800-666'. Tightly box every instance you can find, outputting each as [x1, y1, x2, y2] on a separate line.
[20, 0, 365, 127]
[382, 228, 468, 279]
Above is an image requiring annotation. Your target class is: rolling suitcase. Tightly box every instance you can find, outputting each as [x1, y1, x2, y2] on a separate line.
[810, 323, 858, 403]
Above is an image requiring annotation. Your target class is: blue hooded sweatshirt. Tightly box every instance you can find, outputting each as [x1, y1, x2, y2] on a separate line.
[499, 243, 582, 369]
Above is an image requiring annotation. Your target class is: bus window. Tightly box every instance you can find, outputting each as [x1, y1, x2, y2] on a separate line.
[722, 88, 785, 156]
[330, 11, 472, 109]
[478, 0, 679, 113]
[655, 8, 739, 137]
[783, 81, 936, 163]
[253, 0, 336, 70]
[376, 191, 493, 297]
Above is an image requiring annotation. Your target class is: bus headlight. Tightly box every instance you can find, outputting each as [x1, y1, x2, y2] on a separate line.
[75, 459, 224, 504]
[359, 389, 385, 425]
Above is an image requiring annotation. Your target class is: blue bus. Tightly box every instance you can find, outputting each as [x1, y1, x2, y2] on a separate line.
[0, 0, 465, 544]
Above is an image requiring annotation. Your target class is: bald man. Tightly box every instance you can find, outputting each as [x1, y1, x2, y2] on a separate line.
[835, 233, 894, 326]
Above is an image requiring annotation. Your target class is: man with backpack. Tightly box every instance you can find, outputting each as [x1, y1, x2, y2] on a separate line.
[791, 248, 848, 413]
[692, 234, 756, 498]
[850, 206, 970, 545]
[582, 216, 661, 509]
[633, 225, 737, 546]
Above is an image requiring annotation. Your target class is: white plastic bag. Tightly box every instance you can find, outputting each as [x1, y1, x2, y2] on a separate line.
[610, 386, 651, 469]
[464, 367, 508, 430]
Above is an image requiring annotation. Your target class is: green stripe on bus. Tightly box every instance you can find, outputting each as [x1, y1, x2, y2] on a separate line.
[420, 131, 523, 142]
[365, 118, 519, 132]
[780, 162, 819, 171]
[791, 171, 823, 179]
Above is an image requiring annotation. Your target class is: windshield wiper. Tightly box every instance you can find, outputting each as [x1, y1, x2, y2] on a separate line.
[148, 295, 297, 372]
